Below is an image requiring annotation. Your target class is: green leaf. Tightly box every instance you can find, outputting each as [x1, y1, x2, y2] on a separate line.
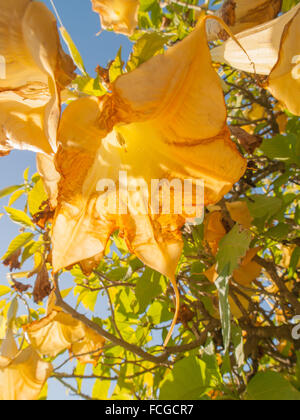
[135, 268, 166, 313]
[28, 179, 48, 216]
[215, 266, 231, 353]
[74, 362, 86, 393]
[247, 372, 300, 401]
[288, 247, 300, 279]
[0, 185, 23, 200]
[246, 195, 283, 220]
[2, 232, 35, 261]
[267, 223, 291, 241]
[147, 301, 173, 324]
[0, 286, 11, 298]
[140, 0, 158, 12]
[8, 190, 25, 206]
[21, 241, 42, 264]
[160, 356, 211, 400]
[282, 0, 300, 12]
[23, 167, 30, 182]
[127, 32, 175, 72]
[74, 287, 98, 312]
[60, 287, 73, 299]
[202, 337, 223, 387]
[92, 379, 110, 400]
[73, 75, 107, 97]
[261, 134, 300, 166]
[60, 27, 87, 75]
[232, 323, 245, 372]
[4, 207, 34, 229]
[217, 225, 252, 275]
[109, 47, 124, 83]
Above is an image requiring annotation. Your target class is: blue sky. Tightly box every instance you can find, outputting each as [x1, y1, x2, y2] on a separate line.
[0, 0, 132, 400]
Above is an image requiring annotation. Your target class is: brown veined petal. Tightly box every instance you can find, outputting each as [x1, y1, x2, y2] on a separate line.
[24, 305, 105, 364]
[206, 0, 282, 41]
[0, 0, 75, 155]
[91, 0, 139, 36]
[267, 7, 300, 116]
[226, 201, 253, 229]
[0, 330, 52, 401]
[210, 4, 300, 75]
[36, 153, 60, 209]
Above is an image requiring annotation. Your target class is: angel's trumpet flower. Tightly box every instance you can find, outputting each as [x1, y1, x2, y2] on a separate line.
[0, 329, 52, 401]
[51, 16, 246, 278]
[91, 0, 139, 36]
[206, 0, 282, 41]
[24, 294, 106, 365]
[0, 0, 75, 156]
[46, 16, 246, 346]
[211, 4, 300, 115]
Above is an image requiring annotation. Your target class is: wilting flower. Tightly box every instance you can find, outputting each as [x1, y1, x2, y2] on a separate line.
[0, 329, 52, 401]
[206, 0, 282, 41]
[211, 4, 300, 115]
[91, 0, 139, 36]
[0, 0, 75, 156]
[50, 17, 247, 282]
[24, 296, 105, 365]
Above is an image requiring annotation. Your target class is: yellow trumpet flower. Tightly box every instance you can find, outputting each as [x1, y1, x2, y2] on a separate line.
[0, 329, 52, 401]
[24, 296, 105, 365]
[50, 17, 246, 280]
[91, 0, 139, 36]
[0, 0, 75, 156]
[40, 16, 247, 346]
[36, 153, 60, 209]
[207, 0, 282, 41]
[211, 4, 300, 115]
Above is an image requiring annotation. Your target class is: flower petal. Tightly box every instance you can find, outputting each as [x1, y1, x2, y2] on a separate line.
[91, 0, 139, 35]
[226, 201, 253, 229]
[114, 18, 227, 141]
[24, 304, 106, 364]
[51, 17, 246, 279]
[206, 0, 282, 41]
[0, 331, 52, 401]
[0, 0, 75, 154]
[211, 4, 300, 75]
[268, 7, 300, 115]
[211, 4, 300, 115]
